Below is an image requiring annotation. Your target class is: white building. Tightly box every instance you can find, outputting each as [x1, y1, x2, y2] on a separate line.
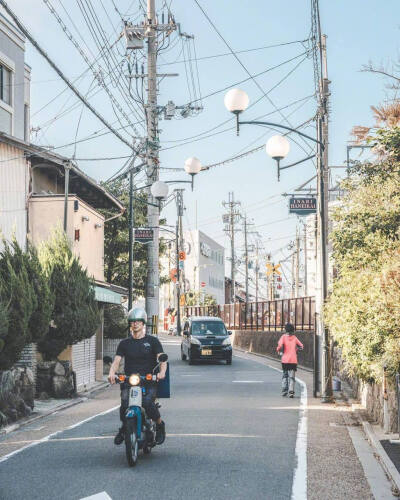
[183, 229, 225, 305]
[160, 229, 225, 330]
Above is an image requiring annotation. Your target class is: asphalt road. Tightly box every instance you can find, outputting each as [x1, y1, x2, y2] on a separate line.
[0, 340, 303, 500]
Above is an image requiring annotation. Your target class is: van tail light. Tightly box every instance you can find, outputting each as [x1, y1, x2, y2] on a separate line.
[145, 374, 153, 381]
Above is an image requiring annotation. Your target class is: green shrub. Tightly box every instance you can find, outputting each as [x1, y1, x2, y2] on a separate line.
[104, 304, 127, 339]
[0, 241, 35, 370]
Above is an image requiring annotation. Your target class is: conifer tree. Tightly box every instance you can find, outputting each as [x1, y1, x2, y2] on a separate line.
[38, 229, 100, 360]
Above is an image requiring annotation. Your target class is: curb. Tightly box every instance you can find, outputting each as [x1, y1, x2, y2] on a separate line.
[233, 346, 314, 373]
[361, 420, 400, 495]
[0, 381, 110, 437]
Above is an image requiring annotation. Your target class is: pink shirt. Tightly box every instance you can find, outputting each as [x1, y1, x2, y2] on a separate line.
[277, 334, 303, 364]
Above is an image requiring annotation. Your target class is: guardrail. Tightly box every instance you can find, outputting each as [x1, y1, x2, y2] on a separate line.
[184, 296, 315, 331]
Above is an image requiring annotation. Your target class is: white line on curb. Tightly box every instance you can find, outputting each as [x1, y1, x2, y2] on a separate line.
[0, 405, 119, 464]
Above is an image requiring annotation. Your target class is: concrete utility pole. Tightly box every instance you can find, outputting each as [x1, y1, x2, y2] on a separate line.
[255, 240, 259, 304]
[318, 33, 333, 401]
[291, 251, 295, 299]
[243, 216, 249, 305]
[175, 189, 184, 336]
[303, 223, 308, 297]
[145, 0, 161, 334]
[295, 230, 300, 298]
[223, 192, 241, 303]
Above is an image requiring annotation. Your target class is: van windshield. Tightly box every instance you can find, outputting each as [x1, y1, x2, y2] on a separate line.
[191, 321, 227, 336]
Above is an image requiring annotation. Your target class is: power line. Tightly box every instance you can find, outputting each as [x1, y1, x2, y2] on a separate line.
[158, 39, 310, 66]
[193, 0, 314, 156]
[0, 0, 136, 150]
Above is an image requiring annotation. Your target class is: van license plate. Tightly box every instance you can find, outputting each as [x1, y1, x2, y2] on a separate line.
[201, 349, 212, 355]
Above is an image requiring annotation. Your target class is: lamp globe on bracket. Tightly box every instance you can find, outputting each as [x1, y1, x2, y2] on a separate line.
[150, 180, 169, 208]
[265, 135, 290, 181]
[184, 157, 202, 190]
[224, 88, 249, 114]
[224, 88, 250, 135]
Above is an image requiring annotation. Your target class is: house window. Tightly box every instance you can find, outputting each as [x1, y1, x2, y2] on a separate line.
[0, 64, 11, 105]
[0, 106, 11, 134]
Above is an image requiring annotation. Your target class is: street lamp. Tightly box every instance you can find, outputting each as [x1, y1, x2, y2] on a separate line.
[150, 180, 169, 206]
[224, 87, 332, 402]
[265, 135, 290, 181]
[184, 157, 202, 190]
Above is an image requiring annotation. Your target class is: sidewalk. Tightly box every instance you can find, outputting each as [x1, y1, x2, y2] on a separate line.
[0, 379, 109, 436]
[234, 347, 395, 499]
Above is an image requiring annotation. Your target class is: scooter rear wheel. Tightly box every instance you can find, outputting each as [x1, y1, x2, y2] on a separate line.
[125, 420, 138, 467]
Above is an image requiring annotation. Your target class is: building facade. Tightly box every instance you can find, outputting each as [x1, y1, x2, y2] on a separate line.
[0, 13, 127, 389]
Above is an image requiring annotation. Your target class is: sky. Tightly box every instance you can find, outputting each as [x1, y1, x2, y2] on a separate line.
[3, 0, 400, 299]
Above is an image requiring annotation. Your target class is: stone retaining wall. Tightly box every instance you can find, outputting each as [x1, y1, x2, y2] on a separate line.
[232, 329, 314, 369]
[14, 343, 37, 383]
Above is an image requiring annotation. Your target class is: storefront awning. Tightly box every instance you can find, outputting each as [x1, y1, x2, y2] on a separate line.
[94, 285, 124, 305]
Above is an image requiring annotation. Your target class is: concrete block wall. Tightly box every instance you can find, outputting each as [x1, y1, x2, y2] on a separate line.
[232, 330, 314, 369]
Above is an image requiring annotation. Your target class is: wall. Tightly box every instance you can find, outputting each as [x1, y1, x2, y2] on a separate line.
[0, 13, 27, 140]
[29, 195, 105, 281]
[0, 142, 28, 250]
[232, 330, 315, 369]
[333, 346, 399, 433]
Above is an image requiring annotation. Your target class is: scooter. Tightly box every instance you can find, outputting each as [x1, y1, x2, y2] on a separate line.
[115, 352, 168, 467]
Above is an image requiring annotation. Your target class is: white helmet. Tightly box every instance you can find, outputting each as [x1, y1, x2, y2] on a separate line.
[127, 307, 147, 324]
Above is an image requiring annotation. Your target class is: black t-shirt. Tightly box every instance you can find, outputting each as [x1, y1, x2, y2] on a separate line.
[116, 334, 164, 376]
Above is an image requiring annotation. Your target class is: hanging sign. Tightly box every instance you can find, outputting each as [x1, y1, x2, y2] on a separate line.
[289, 197, 317, 215]
[200, 281, 206, 287]
[134, 228, 154, 243]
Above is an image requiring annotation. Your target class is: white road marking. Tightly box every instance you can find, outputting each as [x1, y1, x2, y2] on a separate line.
[233, 351, 308, 500]
[168, 433, 265, 439]
[80, 492, 112, 500]
[0, 405, 119, 464]
[232, 380, 264, 383]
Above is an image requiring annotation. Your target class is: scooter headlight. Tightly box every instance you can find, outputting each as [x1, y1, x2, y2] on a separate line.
[128, 374, 141, 386]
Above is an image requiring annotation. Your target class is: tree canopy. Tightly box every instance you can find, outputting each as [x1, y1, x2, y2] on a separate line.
[325, 124, 400, 381]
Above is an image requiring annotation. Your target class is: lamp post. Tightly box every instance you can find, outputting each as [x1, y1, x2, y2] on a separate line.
[221, 87, 332, 401]
[128, 179, 169, 311]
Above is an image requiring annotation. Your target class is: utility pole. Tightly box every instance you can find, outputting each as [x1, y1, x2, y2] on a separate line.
[223, 192, 241, 303]
[175, 189, 184, 336]
[128, 169, 134, 310]
[295, 229, 300, 298]
[303, 224, 308, 296]
[243, 216, 249, 305]
[291, 251, 295, 299]
[255, 241, 260, 304]
[144, 0, 160, 334]
[318, 33, 333, 401]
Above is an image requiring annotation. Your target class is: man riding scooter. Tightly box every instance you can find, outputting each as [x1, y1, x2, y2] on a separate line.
[108, 307, 167, 446]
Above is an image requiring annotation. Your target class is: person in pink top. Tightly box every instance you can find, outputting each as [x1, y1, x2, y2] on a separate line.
[276, 323, 303, 398]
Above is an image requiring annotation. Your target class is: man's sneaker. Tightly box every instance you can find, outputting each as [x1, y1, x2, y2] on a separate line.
[155, 421, 166, 445]
[282, 392, 288, 397]
[289, 392, 294, 398]
[114, 427, 124, 445]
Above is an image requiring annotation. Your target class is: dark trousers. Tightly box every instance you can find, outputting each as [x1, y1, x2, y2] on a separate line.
[120, 384, 160, 423]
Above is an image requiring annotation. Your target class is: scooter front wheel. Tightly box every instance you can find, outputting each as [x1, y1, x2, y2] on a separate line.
[125, 419, 138, 467]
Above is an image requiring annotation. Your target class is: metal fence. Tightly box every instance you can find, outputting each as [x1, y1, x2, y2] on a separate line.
[184, 296, 315, 331]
